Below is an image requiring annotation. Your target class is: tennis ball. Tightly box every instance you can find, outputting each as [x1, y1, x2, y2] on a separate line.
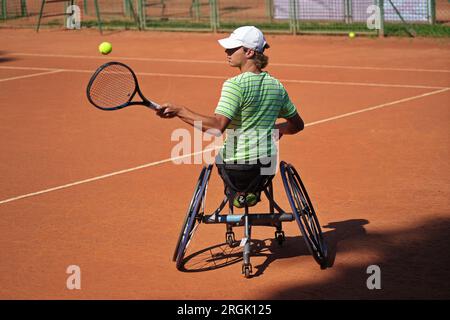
[349, 32, 356, 38]
[99, 42, 112, 55]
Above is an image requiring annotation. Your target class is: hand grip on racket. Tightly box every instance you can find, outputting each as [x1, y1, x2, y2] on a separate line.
[86, 61, 161, 111]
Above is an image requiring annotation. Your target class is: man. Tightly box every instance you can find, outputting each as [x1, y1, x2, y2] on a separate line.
[157, 26, 304, 207]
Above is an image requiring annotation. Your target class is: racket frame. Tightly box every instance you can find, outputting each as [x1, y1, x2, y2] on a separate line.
[87, 61, 160, 111]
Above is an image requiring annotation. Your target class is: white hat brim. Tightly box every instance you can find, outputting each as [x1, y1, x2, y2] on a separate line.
[218, 38, 243, 49]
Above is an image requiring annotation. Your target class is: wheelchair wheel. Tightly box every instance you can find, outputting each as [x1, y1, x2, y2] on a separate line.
[173, 165, 212, 270]
[281, 162, 328, 269]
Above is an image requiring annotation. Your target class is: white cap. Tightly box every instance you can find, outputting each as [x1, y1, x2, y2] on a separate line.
[218, 26, 269, 53]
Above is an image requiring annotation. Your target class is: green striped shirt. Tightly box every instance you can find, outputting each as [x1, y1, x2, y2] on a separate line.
[215, 72, 297, 163]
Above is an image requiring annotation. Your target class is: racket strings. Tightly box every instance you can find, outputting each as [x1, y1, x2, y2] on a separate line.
[88, 64, 136, 109]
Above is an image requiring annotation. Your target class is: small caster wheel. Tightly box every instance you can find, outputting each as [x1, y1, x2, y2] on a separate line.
[242, 264, 252, 278]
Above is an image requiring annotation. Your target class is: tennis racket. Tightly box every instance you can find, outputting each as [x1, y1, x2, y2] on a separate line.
[86, 61, 161, 111]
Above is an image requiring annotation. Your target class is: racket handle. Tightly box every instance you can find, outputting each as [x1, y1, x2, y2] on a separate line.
[147, 100, 161, 110]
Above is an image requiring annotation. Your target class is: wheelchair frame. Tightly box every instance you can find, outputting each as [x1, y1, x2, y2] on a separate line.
[173, 161, 328, 278]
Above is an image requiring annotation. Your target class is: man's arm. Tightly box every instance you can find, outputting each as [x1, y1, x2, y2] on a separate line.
[157, 103, 231, 135]
[275, 113, 304, 137]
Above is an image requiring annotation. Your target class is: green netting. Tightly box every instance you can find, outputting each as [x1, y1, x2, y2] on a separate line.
[436, 0, 450, 23]
[1, 0, 26, 19]
[82, 0, 136, 24]
[1, 0, 67, 27]
[217, 0, 271, 23]
[144, 0, 207, 21]
[0, 0, 449, 37]
[141, 0, 212, 30]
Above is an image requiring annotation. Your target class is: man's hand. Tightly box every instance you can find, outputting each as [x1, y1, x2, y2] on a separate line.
[156, 103, 181, 119]
[155, 103, 231, 135]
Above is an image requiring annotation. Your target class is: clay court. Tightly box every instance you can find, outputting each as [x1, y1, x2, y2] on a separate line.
[0, 29, 449, 299]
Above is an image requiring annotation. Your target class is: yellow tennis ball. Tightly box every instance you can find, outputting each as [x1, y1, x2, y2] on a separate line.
[349, 32, 356, 38]
[99, 42, 112, 55]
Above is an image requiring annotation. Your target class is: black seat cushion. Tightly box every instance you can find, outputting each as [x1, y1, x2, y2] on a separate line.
[216, 160, 275, 194]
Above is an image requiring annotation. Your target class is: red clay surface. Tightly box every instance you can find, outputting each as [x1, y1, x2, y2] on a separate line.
[0, 29, 449, 299]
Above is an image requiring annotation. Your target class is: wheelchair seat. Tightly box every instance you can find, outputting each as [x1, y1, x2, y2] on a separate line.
[215, 156, 276, 207]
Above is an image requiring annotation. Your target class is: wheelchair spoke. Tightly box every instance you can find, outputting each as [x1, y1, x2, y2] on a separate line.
[297, 195, 322, 251]
[292, 173, 323, 244]
[185, 222, 200, 252]
[283, 163, 327, 263]
[289, 174, 320, 248]
[174, 165, 213, 270]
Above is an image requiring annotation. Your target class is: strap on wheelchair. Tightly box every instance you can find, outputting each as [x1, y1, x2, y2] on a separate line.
[215, 156, 275, 195]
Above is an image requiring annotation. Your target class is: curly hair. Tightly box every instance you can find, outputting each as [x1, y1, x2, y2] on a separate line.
[253, 51, 269, 70]
[243, 47, 269, 70]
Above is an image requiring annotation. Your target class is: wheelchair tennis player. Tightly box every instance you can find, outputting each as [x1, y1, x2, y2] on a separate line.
[158, 27, 329, 277]
[157, 26, 304, 208]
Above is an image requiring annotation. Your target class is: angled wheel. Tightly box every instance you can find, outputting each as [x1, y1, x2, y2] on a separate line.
[173, 165, 212, 270]
[281, 162, 328, 268]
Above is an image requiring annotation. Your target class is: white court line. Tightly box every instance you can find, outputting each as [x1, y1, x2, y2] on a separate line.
[305, 87, 449, 127]
[0, 69, 63, 83]
[0, 66, 60, 72]
[0, 149, 213, 205]
[281, 79, 445, 90]
[11, 52, 450, 73]
[0, 65, 445, 90]
[0, 87, 448, 206]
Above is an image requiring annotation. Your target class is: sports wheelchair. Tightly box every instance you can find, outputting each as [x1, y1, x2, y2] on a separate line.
[172, 160, 328, 278]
